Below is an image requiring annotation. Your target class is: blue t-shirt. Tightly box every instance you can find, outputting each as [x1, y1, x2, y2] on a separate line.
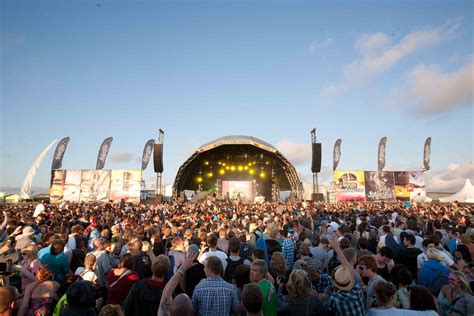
[40, 252, 70, 282]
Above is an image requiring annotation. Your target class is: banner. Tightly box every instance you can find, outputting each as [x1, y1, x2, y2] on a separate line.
[96, 137, 113, 170]
[20, 139, 58, 199]
[333, 171, 366, 202]
[394, 171, 411, 200]
[50, 170, 66, 203]
[51, 137, 70, 170]
[409, 171, 426, 199]
[333, 139, 342, 171]
[141, 139, 155, 170]
[423, 137, 431, 171]
[377, 137, 387, 171]
[109, 170, 142, 203]
[364, 171, 395, 201]
[80, 170, 111, 202]
[63, 170, 81, 202]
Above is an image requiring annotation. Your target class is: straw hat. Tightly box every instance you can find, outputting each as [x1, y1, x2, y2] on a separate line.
[332, 266, 355, 291]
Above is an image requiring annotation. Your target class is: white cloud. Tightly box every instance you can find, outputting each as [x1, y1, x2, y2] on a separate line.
[309, 38, 334, 54]
[109, 150, 134, 163]
[321, 21, 459, 97]
[355, 32, 391, 56]
[426, 160, 474, 192]
[405, 60, 474, 115]
[275, 139, 312, 166]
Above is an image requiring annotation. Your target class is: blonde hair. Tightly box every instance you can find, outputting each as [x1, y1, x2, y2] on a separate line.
[141, 241, 152, 253]
[451, 271, 472, 294]
[269, 252, 287, 276]
[426, 248, 442, 261]
[286, 269, 311, 298]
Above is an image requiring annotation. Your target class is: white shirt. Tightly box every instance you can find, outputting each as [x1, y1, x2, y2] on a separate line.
[417, 250, 454, 269]
[75, 267, 98, 283]
[33, 203, 45, 218]
[198, 249, 228, 271]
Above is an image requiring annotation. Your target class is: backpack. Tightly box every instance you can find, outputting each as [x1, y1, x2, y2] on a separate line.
[327, 250, 340, 275]
[224, 257, 245, 283]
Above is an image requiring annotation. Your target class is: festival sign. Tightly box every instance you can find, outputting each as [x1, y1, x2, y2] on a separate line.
[394, 171, 411, 200]
[50, 170, 66, 203]
[80, 170, 111, 203]
[409, 171, 426, 199]
[364, 171, 395, 201]
[333, 170, 366, 202]
[63, 170, 81, 202]
[109, 170, 142, 203]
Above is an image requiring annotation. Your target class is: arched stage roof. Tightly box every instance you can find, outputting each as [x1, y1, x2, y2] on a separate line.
[172, 135, 303, 199]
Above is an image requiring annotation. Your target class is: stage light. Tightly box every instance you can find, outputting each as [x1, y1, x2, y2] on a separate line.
[265, 161, 270, 165]
[204, 161, 209, 166]
[222, 163, 226, 166]
[244, 166, 248, 170]
[247, 162, 252, 166]
[249, 169, 256, 175]
[259, 172, 266, 178]
[196, 176, 203, 183]
[238, 165, 243, 172]
[225, 166, 230, 170]
[207, 172, 213, 178]
[219, 169, 225, 175]
[230, 165, 236, 171]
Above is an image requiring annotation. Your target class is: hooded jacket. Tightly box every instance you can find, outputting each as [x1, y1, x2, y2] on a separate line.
[122, 278, 166, 316]
[418, 259, 450, 293]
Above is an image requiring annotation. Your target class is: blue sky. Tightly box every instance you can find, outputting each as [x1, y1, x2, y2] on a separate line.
[1, 0, 473, 194]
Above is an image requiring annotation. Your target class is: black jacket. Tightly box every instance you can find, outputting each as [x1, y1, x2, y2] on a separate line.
[122, 278, 166, 316]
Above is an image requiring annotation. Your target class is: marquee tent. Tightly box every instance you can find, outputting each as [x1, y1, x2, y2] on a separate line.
[439, 179, 474, 203]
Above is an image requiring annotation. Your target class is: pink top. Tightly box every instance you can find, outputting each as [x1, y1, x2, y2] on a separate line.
[21, 259, 42, 291]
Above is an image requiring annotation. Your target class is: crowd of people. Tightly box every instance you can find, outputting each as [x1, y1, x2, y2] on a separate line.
[0, 198, 473, 316]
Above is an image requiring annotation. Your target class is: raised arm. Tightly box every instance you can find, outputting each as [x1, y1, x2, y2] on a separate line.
[329, 236, 356, 276]
[158, 252, 198, 316]
[1, 211, 8, 231]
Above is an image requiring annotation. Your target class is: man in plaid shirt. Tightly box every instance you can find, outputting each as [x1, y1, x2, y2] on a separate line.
[326, 237, 365, 316]
[278, 226, 294, 268]
[192, 256, 240, 316]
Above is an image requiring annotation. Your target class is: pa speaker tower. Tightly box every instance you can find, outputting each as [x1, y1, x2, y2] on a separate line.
[153, 143, 164, 173]
[311, 143, 322, 173]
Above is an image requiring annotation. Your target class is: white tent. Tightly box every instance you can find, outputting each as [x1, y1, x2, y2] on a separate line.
[439, 179, 474, 203]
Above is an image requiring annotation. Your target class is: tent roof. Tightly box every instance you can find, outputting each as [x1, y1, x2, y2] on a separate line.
[439, 179, 474, 203]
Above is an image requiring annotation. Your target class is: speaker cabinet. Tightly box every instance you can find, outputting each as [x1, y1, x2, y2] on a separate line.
[311, 143, 322, 173]
[153, 144, 164, 173]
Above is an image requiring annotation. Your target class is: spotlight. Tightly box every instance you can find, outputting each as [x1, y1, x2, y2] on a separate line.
[207, 172, 213, 178]
[219, 169, 225, 175]
[249, 169, 256, 175]
[196, 177, 203, 183]
[230, 166, 236, 171]
[259, 172, 266, 178]
[222, 163, 226, 166]
[204, 161, 209, 166]
[238, 165, 243, 172]
[244, 166, 249, 170]
[225, 166, 230, 170]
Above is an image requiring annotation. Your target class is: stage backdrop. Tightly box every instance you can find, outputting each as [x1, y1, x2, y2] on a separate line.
[334, 170, 425, 202]
[50, 169, 141, 203]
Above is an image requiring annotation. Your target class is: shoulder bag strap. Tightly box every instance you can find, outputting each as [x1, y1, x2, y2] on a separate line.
[109, 269, 133, 288]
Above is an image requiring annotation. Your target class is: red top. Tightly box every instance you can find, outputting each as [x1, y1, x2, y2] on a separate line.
[105, 269, 140, 305]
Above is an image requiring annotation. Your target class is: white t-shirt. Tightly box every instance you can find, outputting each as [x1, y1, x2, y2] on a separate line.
[33, 203, 45, 218]
[198, 249, 228, 271]
[417, 250, 454, 269]
[75, 267, 98, 284]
